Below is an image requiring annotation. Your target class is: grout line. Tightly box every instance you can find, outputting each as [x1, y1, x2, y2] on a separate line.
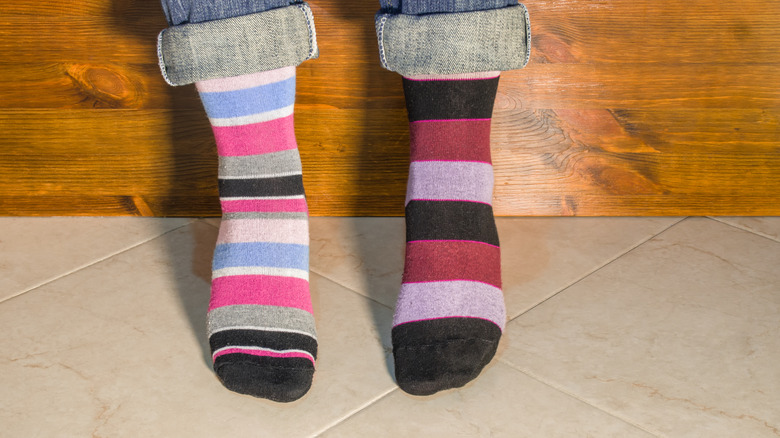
[707, 217, 780, 244]
[309, 268, 395, 312]
[498, 358, 665, 437]
[200, 218, 221, 229]
[310, 387, 398, 437]
[0, 219, 197, 305]
[508, 217, 688, 323]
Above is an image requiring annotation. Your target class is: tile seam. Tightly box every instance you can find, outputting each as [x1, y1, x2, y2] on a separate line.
[507, 217, 688, 322]
[0, 219, 197, 305]
[309, 387, 398, 437]
[498, 358, 665, 437]
[707, 217, 780, 244]
[309, 268, 395, 311]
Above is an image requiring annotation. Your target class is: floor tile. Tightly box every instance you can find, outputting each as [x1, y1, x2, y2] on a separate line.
[309, 217, 405, 309]
[309, 217, 680, 318]
[320, 361, 655, 438]
[498, 217, 679, 318]
[715, 216, 780, 242]
[0, 221, 395, 437]
[0, 217, 191, 301]
[502, 218, 780, 437]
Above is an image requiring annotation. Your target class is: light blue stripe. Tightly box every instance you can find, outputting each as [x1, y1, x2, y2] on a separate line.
[213, 242, 308, 271]
[199, 76, 296, 119]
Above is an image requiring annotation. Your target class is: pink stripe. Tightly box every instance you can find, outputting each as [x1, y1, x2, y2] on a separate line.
[213, 347, 314, 364]
[412, 159, 491, 164]
[397, 316, 501, 328]
[403, 279, 499, 287]
[209, 275, 312, 312]
[407, 239, 499, 248]
[220, 198, 308, 213]
[196, 67, 296, 93]
[404, 71, 500, 81]
[217, 218, 308, 245]
[411, 118, 491, 124]
[212, 115, 297, 157]
[407, 198, 492, 206]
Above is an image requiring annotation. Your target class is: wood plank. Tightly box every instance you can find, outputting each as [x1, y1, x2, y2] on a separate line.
[0, 0, 778, 216]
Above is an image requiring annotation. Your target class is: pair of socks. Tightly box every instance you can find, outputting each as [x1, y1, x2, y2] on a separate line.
[199, 66, 504, 401]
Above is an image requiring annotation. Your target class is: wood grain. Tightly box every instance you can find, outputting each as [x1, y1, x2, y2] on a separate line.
[0, 0, 778, 216]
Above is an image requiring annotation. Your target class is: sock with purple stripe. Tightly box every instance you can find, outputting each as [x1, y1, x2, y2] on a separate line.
[392, 72, 506, 395]
[197, 66, 316, 403]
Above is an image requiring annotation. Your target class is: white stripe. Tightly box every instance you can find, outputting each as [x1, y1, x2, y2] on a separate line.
[218, 171, 302, 180]
[219, 194, 306, 201]
[212, 266, 309, 280]
[210, 326, 317, 340]
[209, 105, 294, 127]
[212, 345, 315, 361]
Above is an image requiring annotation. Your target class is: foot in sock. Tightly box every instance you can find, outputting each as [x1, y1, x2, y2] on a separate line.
[392, 72, 506, 396]
[197, 66, 316, 402]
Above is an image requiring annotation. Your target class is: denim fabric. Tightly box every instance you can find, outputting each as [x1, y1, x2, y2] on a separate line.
[380, 0, 517, 15]
[376, 4, 530, 76]
[161, 0, 296, 26]
[157, 3, 318, 86]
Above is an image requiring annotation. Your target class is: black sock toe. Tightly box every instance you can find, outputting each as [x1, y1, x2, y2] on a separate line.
[214, 355, 314, 403]
[392, 318, 501, 396]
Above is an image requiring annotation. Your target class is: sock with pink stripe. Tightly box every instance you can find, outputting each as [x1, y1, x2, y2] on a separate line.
[392, 72, 506, 395]
[197, 66, 316, 402]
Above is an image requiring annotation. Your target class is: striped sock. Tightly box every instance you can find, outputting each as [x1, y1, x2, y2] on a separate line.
[197, 66, 316, 403]
[392, 72, 506, 396]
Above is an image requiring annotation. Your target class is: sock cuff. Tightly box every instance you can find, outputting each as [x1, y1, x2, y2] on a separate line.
[375, 4, 530, 76]
[158, 3, 318, 86]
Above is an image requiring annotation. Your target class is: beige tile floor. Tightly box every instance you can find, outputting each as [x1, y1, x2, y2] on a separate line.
[1, 216, 779, 437]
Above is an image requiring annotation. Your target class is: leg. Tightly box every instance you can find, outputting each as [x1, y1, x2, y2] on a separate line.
[157, 0, 319, 402]
[375, 0, 531, 395]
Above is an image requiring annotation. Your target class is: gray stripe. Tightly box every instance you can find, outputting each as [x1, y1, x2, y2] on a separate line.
[375, 4, 530, 76]
[207, 305, 317, 339]
[158, 3, 319, 86]
[219, 149, 302, 178]
[223, 212, 308, 220]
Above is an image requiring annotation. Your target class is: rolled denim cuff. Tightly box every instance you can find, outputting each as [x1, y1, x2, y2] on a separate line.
[375, 4, 530, 76]
[157, 3, 318, 86]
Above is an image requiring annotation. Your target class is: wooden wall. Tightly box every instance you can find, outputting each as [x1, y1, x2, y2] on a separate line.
[1, 0, 778, 216]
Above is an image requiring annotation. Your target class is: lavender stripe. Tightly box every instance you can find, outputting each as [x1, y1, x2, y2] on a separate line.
[406, 161, 494, 205]
[393, 281, 506, 330]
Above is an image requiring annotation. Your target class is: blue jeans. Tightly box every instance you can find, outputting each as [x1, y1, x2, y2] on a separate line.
[157, 0, 530, 85]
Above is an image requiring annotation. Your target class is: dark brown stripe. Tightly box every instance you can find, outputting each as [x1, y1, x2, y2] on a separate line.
[406, 200, 499, 246]
[402, 77, 499, 122]
[218, 174, 304, 198]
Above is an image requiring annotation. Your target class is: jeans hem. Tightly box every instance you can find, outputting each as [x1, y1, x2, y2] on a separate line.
[157, 3, 319, 86]
[375, 4, 531, 76]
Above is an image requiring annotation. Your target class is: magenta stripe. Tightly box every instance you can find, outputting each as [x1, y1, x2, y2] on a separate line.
[217, 218, 308, 245]
[392, 281, 506, 331]
[403, 279, 500, 288]
[409, 198, 492, 206]
[212, 115, 297, 157]
[413, 159, 491, 164]
[220, 198, 308, 213]
[410, 118, 491, 123]
[407, 239, 500, 249]
[213, 347, 314, 364]
[209, 275, 312, 312]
